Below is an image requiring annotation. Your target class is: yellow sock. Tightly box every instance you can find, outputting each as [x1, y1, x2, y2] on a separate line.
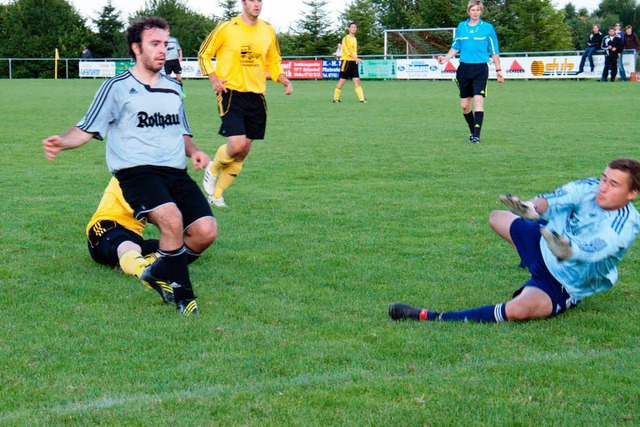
[211, 143, 235, 173]
[355, 86, 365, 101]
[333, 87, 342, 101]
[214, 160, 244, 198]
[119, 250, 149, 278]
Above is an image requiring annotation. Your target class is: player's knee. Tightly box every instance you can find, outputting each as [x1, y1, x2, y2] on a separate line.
[187, 217, 217, 247]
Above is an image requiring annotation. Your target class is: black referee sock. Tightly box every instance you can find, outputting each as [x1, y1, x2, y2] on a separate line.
[473, 111, 484, 138]
[463, 112, 475, 134]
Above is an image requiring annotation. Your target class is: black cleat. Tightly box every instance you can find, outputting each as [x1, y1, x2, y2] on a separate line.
[470, 136, 480, 144]
[140, 267, 175, 304]
[332, 99, 341, 103]
[389, 303, 426, 321]
[176, 298, 199, 315]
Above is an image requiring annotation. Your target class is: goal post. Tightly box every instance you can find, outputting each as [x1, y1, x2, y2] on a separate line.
[384, 28, 456, 58]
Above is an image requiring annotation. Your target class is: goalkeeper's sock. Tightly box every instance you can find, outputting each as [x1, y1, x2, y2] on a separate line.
[333, 87, 342, 101]
[463, 112, 475, 133]
[355, 85, 365, 102]
[119, 250, 149, 278]
[213, 160, 244, 199]
[473, 111, 484, 138]
[438, 303, 507, 323]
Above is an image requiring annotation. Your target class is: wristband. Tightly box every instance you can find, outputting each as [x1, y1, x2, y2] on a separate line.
[496, 69, 502, 72]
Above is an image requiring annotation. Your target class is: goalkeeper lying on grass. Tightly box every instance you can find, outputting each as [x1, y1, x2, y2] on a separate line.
[390, 158, 640, 323]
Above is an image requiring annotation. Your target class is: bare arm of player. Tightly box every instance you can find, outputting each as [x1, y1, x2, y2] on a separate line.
[277, 74, 293, 95]
[528, 197, 548, 215]
[492, 54, 504, 83]
[42, 127, 94, 160]
[183, 135, 210, 171]
[438, 48, 458, 63]
[207, 72, 228, 93]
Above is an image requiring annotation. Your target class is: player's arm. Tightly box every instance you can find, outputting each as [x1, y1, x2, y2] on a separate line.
[492, 54, 504, 83]
[277, 73, 293, 95]
[198, 22, 226, 91]
[183, 135, 209, 171]
[42, 127, 95, 160]
[438, 48, 458, 63]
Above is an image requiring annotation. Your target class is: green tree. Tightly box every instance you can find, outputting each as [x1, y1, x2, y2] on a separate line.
[339, 0, 384, 55]
[133, 0, 219, 57]
[485, 0, 573, 51]
[218, 0, 239, 21]
[0, 0, 90, 77]
[288, 0, 338, 56]
[90, 1, 126, 58]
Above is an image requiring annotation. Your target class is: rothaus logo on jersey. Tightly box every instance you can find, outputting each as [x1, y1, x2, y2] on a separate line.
[136, 112, 181, 129]
[240, 45, 261, 68]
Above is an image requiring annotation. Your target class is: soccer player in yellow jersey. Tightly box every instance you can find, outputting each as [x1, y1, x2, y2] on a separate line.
[333, 22, 366, 103]
[197, 0, 293, 208]
[87, 177, 218, 304]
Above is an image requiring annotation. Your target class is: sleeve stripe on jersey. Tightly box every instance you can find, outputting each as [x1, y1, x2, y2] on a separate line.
[197, 21, 232, 72]
[612, 205, 630, 234]
[78, 71, 130, 131]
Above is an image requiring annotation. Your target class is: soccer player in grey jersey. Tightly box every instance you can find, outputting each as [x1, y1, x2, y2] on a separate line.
[43, 17, 216, 315]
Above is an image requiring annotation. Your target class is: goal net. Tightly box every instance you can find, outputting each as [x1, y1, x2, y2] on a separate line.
[384, 28, 456, 57]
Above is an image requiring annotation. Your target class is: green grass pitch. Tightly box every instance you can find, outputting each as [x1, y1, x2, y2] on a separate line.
[1, 77, 639, 424]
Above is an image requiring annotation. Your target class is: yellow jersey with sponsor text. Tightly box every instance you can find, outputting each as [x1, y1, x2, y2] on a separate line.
[198, 16, 284, 94]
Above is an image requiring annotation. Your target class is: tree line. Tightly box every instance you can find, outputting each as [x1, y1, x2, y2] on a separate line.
[0, 0, 637, 78]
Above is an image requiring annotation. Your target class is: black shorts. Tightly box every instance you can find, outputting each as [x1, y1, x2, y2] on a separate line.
[87, 220, 159, 267]
[164, 59, 182, 75]
[114, 166, 213, 228]
[339, 60, 360, 80]
[217, 90, 267, 140]
[510, 218, 579, 316]
[456, 62, 489, 98]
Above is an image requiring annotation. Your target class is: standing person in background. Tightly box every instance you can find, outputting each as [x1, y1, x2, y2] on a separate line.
[197, 0, 293, 208]
[165, 28, 185, 92]
[438, 0, 504, 144]
[332, 42, 342, 58]
[623, 25, 640, 52]
[332, 22, 366, 103]
[81, 46, 93, 60]
[601, 26, 624, 82]
[43, 17, 216, 315]
[576, 24, 603, 75]
[614, 23, 627, 81]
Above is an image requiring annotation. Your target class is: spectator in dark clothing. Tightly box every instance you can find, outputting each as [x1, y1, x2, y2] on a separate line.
[623, 25, 640, 50]
[81, 46, 93, 60]
[577, 25, 603, 74]
[601, 27, 624, 82]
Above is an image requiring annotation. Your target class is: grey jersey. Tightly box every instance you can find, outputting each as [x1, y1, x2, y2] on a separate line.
[166, 36, 182, 61]
[76, 71, 191, 173]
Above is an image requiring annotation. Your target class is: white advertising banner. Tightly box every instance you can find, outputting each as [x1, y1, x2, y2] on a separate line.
[79, 61, 116, 78]
[180, 60, 212, 78]
[394, 53, 635, 80]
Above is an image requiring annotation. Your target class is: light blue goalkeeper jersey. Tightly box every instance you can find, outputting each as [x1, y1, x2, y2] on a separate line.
[76, 70, 191, 173]
[451, 18, 500, 64]
[540, 178, 640, 301]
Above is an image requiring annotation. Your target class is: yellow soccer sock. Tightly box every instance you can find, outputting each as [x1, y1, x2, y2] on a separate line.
[211, 143, 235, 172]
[213, 160, 244, 199]
[333, 87, 342, 101]
[119, 250, 149, 278]
[355, 86, 365, 101]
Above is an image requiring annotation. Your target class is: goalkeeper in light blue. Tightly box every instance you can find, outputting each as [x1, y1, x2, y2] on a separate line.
[390, 158, 640, 323]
